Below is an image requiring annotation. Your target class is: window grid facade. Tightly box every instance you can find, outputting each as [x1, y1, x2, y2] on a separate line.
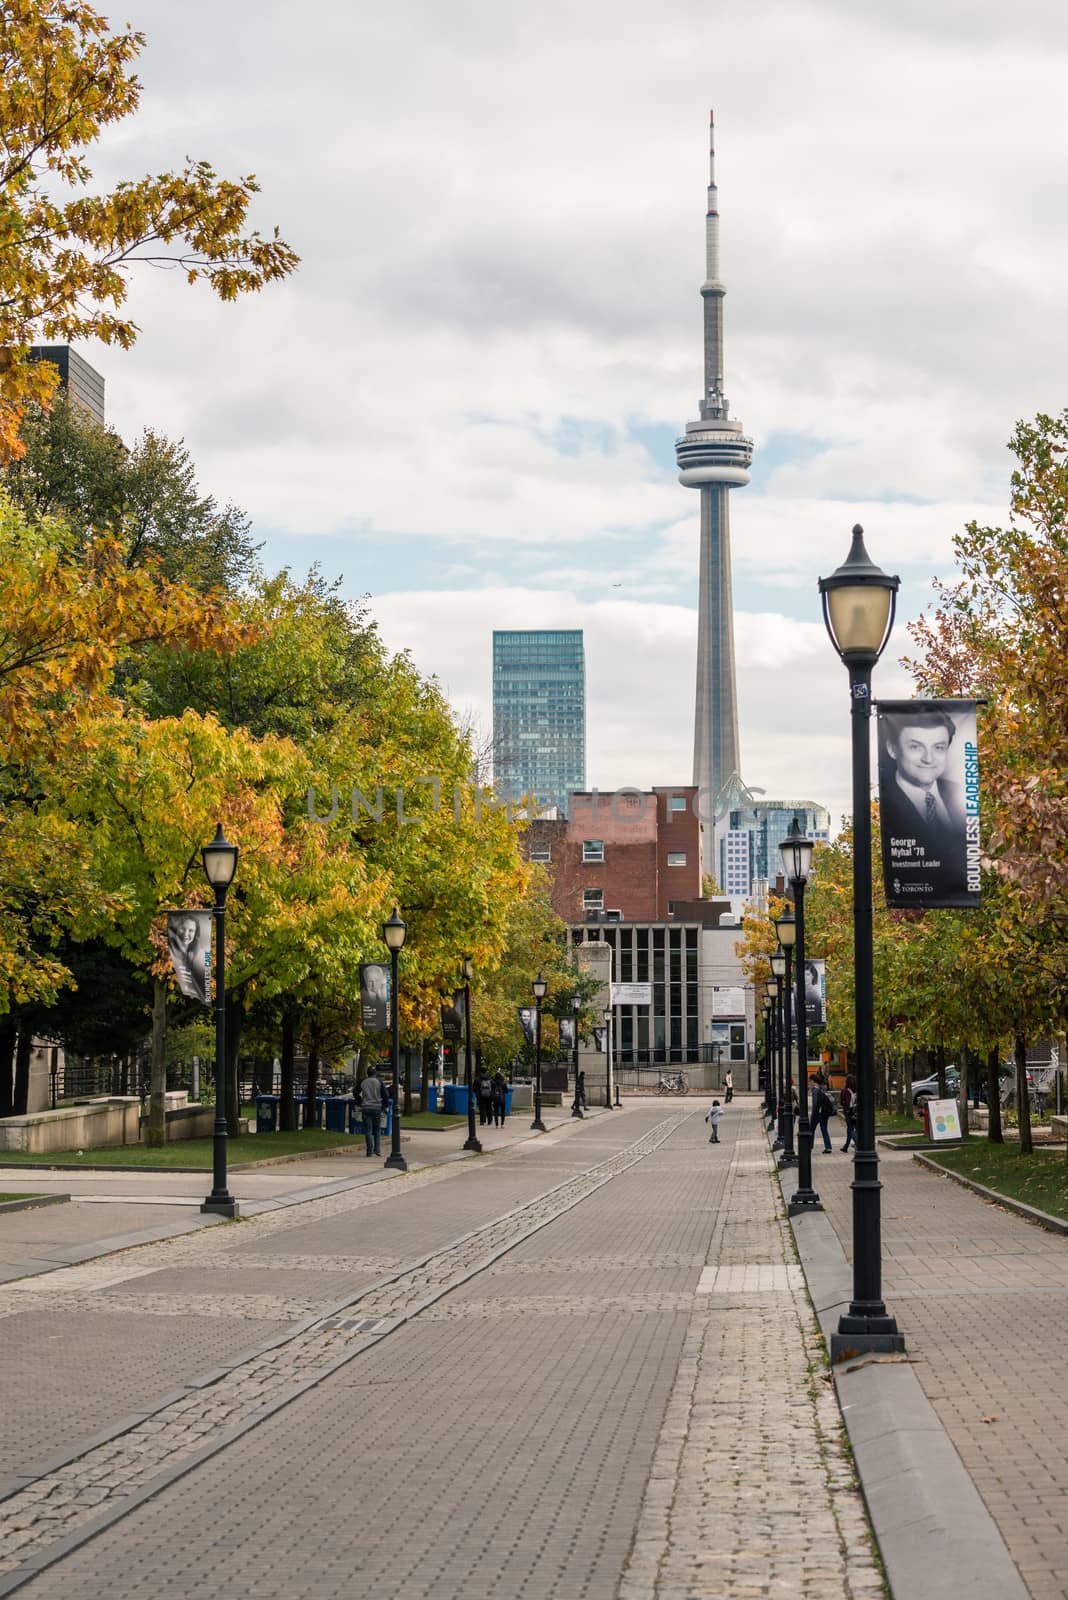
[492, 630, 586, 817]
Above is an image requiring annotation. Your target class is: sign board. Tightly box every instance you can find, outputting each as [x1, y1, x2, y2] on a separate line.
[360, 962, 391, 1032]
[878, 699, 981, 909]
[927, 1097, 962, 1141]
[611, 982, 652, 1006]
[712, 985, 746, 1018]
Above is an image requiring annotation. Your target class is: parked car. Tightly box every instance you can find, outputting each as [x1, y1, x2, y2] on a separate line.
[910, 1068, 960, 1106]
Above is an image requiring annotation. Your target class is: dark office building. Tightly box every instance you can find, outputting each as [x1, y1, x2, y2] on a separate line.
[28, 346, 105, 424]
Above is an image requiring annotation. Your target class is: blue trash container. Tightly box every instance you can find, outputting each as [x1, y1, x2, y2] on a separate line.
[349, 1101, 393, 1139]
[443, 1084, 469, 1115]
[322, 1096, 349, 1133]
[426, 1085, 439, 1114]
[256, 1095, 279, 1133]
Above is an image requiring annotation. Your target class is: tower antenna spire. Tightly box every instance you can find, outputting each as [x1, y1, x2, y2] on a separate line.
[675, 115, 754, 874]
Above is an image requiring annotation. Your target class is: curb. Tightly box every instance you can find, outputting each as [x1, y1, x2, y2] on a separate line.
[0, 1194, 70, 1215]
[777, 1156, 1028, 1600]
[912, 1152, 1068, 1236]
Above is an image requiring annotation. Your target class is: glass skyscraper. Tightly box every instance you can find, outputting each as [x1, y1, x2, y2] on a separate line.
[492, 630, 586, 816]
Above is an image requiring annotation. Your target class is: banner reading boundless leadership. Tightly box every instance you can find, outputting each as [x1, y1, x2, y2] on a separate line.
[877, 699, 981, 909]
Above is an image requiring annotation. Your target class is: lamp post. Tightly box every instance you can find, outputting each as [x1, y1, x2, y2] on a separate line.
[462, 955, 481, 1153]
[767, 975, 782, 1148]
[570, 994, 583, 1118]
[820, 524, 904, 1357]
[762, 1002, 774, 1120]
[383, 909, 407, 1171]
[603, 1007, 613, 1108]
[771, 947, 796, 1166]
[531, 973, 547, 1132]
[201, 824, 239, 1218]
[782, 863, 822, 1211]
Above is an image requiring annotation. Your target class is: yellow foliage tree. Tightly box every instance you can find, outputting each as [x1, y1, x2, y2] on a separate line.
[0, 0, 298, 459]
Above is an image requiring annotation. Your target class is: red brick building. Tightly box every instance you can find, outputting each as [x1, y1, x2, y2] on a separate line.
[525, 787, 703, 923]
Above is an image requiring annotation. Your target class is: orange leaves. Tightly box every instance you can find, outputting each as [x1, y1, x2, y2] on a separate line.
[0, 0, 297, 458]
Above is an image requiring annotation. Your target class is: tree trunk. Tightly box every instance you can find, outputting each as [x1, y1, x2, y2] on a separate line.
[146, 978, 168, 1146]
[0, 1014, 15, 1118]
[1015, 1035, 1033, 1155]
[958, 1045, 970, 1137]
[225, 992, 243, 1137]
[986, 1047, 1003, 1143]
[12, 1028, 32, 1116]
[936, 1041, 947, 1100]
[279, 1005, 296, 1131]
[304, 1018, 321, 1123]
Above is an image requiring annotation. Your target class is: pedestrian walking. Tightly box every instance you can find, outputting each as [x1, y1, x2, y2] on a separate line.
[476, 1068, 494, 1126]
[724, 1069, 734, 1103]
[811, 1074, 834, 1154]
[577, 1069, 586, 1110]
[357, 1065, 384, 1157]
[840, 1074, 857, 1152]
[705, 1099, 724, 1143]
[491, 1070, 508, 1126]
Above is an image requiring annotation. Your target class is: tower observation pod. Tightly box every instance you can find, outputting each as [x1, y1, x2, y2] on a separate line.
[676, 111, 753, 870]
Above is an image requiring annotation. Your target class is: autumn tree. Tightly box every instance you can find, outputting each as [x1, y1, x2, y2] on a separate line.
[0, 0, 298, 459]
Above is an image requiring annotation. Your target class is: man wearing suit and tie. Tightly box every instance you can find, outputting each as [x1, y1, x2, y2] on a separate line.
[880, 708, 967, 901]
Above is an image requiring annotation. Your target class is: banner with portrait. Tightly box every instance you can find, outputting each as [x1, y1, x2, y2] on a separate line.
[517, 1006, 536, 1045]
[167, 911, 212, 1005]
[440, 989, 464, 1041]
[558, 1017, 574, 1050]
[360, 963, 391, 1031]
[877, 699, 981, 908]
[593, 1026, 606, 1054]
[802, 959, 826, 1029]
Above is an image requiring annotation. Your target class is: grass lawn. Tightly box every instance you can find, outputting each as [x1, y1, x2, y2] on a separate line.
[876, 1112, 924, 1134]
[0, 1116, 466, 1170]
[925, 1139, 1068, 1223]
[0, 1192, 43, 1200]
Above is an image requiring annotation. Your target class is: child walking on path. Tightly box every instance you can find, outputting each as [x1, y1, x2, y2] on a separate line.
[705, 1099, 724, 1143]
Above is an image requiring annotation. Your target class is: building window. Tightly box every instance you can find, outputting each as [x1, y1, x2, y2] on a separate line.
[583, 888, 604, 910]
[582, 840, 605, 863]
[667, 852, 687, 867]
[667, 901, 677, 915]
[528, 847, 551, 863]
[668, 796, 687, 813]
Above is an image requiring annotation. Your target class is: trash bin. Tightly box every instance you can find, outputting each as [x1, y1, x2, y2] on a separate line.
[322, 1096, 350, 1133]
[349, 1102, 393, 1138]
[443, 1084, 469, 1115]
[256, 1095, 279, 1133]
[426, 1085, 439, 1114]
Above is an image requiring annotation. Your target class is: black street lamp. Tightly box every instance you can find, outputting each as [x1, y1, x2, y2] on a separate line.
[762, 1002, 775, 1121]
[767, 975, 782, 1148]
[201, 824, 239, 1218]
[383, 908, 408, 1171]
[603, 1006, 614, 1108]
[462, 954, 481, 1153]
[531, 973, 547, 1132]
[820, 524, 904, 1357]
[570, 995, 584, 1118]
[780, 839, 822, 1213]
[771, 949, 796, 1167]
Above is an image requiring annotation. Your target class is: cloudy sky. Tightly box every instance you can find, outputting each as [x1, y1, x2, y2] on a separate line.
[88, 0, 1068, 827]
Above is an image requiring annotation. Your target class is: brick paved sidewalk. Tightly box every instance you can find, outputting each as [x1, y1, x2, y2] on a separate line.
[5, 1101, 880, 1600]
[817, 1144, 1068, 1600]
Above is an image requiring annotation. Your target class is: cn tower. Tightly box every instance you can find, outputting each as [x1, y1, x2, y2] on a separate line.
[676, 111, 753, 872]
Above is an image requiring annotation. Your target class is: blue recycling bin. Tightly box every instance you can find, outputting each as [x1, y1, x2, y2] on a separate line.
[443, 1084, 469, 1115]
[256, 1095, 279, 1133]
[426, 1085, 439, 1114]
[322, 1096, 350, 1133]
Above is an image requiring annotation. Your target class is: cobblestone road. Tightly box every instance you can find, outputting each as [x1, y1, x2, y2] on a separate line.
[2, 1103, 880, 1599]
[819, 1145, 1068, 1600]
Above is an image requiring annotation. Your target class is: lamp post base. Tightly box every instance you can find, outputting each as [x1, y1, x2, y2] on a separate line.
[777, 1151, 798, 1168]
[383, 1152, 408, 1172]
[788, 1190, 823, 1216]
[571, 1102, 584, 1119]
[830, 1317, 905, 1361]
[463, 1134, 483, 1153]
[530, 1117, 547, 1132]
[201, 1196, 240, 1218]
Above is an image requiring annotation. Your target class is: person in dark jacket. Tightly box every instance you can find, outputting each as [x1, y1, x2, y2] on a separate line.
[476, 1068, 494, 1126]
[810, 1074, 834, 1154]
[839, 1075, 857, 1152]
[491, 1070, 508, 1126]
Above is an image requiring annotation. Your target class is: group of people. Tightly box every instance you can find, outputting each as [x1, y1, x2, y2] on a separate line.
[809, 1072, 857, 1153]
[354, 1064, 511, 1158]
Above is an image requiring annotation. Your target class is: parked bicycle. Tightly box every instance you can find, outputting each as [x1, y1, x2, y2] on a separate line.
[656, 1071, 689, 1095]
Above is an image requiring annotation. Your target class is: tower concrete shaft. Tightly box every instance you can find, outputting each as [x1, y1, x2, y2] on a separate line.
[676, 111, 753, 872]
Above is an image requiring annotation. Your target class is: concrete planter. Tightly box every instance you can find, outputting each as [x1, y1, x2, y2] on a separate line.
[0, 1098, 141, 1154]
